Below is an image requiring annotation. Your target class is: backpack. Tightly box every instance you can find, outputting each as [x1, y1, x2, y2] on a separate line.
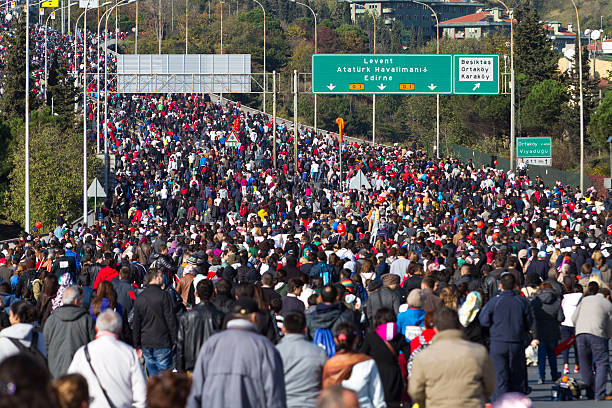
[315, 263, 336, 285]
[406, 334, 431, 377]
[313, 327, 336, 358]
[7, 330, 47, 369]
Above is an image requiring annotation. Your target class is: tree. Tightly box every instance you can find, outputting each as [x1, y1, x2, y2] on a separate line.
[46, 55, 77, 128]
[514, 0, 558, 93]
[520, 79, 568, 136]
[336, 25, 368, 53]
[0, 18, 40, 120]
[588, 91, 612, 151]
[4, 110, 101, 231]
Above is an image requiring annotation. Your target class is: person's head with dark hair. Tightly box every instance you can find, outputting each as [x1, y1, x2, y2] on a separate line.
[235, 282, 255, 299]
[215, 278, 232, 296]
[287, 278, 303, 295]
[196, 279, 215, 302]
[261, 272, 274, 287]
[52, 374, 89, 408]
[270, 297, 282, 314]
[333, 322, 360, 353]
[285, 255, 298, 267]
[434, 307, 460, 331]
[119, 266, 131, 281]
[586, 281, 600, 296]
[373, 307, 396, 329]
[308, 293, 319, 308]
[9, 301, 37, 324]
[599, 287, 611, 300]
[0, 354, 54, 408]
[321, 284, 338, 304]
[500, 273, 516, 291]
[144, 268, 163, 286]
[146, 371, 192, 408]
[421, 276, 435, 289]
[0, 282, 10, 294]
[283, 311, 307, 335]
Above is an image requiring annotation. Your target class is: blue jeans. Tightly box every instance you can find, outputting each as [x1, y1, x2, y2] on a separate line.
[560, 325, 578, 366]
[537, 341, 559, 381]
[142, 347, 173, 377]
[576, 334, 610, 400]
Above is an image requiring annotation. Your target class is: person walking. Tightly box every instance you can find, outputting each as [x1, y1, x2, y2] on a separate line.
[529, 282, 564, 384]
[321, 322, 385, 408]
[132, 268, 178, 376]
[175, 280, 224, 372]
[409, 308, 495, 408]
[560, 284, 583, 374]
[68, 310, 147, 408]
[43, 286, 95, 378]
[276, 311, 328, 408]
[187, 297, 286, 408]
[572, 281, 612, 400]
[479, 273, 533, 400]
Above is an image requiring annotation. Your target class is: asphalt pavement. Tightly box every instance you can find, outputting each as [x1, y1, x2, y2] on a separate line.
[528, 341, 611, 407]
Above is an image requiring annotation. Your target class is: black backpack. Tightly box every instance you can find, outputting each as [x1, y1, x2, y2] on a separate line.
[7, 330, 47, 369]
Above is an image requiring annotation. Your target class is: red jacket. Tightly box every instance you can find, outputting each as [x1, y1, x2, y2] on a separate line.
[93, 266, 119, 290]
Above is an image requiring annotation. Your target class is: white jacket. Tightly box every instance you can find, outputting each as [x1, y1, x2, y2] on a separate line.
[342, 359, 386, 408]
[68, 333, 147, 408]
[0, 323, 46, 363]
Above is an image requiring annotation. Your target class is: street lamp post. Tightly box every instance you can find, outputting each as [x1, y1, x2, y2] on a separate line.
[104, 0, 135, 197]
[570, 0, 584, 192]
[83, 0, 91, 226]
[413, 0, 439, 158]
[494, 0, 515, 171]
[74, 9, 87, 82]
[291, 0, 317, 135]
[45, 2, 77, 103]
[185, 0, 188, 53]
[25, 0, 30, 232]
[251, 0, 265, 113]
[96, 3, 115, 157]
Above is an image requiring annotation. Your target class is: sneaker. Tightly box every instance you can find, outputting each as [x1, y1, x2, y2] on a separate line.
[563, 364, 569, 374]
[574, 365, 580, 373]
[537, 378, 544, 385]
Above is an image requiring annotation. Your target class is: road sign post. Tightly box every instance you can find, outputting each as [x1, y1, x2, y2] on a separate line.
[517, 137, 551, 167]
[312, 54, 453, 95]
[453, 55, 500, 95]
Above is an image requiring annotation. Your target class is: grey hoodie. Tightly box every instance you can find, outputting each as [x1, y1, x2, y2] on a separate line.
[0, 323, 46, 363]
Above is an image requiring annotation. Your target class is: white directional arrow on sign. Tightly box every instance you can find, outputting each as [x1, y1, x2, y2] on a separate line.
[327, 83, 336, 90]
[377, 84, 386, 90]
[472, 83, 481, 91]
[428, 84, 437, 91]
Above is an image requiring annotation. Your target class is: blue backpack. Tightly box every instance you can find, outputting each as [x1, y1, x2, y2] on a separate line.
[313, 328, 336, 357]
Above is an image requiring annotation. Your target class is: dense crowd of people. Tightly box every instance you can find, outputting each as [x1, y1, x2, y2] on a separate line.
[1, 9, 612, 408]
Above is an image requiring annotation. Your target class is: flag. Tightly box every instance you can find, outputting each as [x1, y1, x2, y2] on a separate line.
[42, 0, 59, 7]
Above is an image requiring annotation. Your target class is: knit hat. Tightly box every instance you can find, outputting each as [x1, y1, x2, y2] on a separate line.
[407, 289, 423, 308]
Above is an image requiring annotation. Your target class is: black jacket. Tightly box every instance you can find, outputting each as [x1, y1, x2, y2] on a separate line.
[111, 277, 135, 315]
[175, 302, 224, 371]
[51, 256, 77, 282]
[530, 288, 564, 343]
[132, 284, 178, 348]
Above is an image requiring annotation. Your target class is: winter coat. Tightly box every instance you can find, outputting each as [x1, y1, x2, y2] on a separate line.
[187, 319, 286, 408]
[43, 305, 95, 378]
[0, 323, 46, 363]
[306, 303, 354, 340]
[530, 288, 564, 343]
[409, 329, 495, 408]
[365, 287, 401, 322]
[175, 302, 224, 372]
[132, 284, 178, 348]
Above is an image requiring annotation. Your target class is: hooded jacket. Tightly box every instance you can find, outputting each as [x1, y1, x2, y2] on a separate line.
[530, 288, 564, 343]
[306, 303, 353, 340]
[43, 304, 95, 377]
[0, 323, 47, 363]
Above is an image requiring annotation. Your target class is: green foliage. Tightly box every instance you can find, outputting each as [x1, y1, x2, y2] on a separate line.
[335, 25, 368, 53]
[1, 18, 40, 121]
[588, 91, 612, 151]
[46, 54, 77, 129]
[521, 79, 568, 135]
[514, 0, 559, 93]
[4, 110, 101, 231]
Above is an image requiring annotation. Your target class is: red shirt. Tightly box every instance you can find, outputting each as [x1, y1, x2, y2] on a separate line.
[93, 266, 119, 290]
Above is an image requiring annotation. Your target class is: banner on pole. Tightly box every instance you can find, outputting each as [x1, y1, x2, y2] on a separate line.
[42, 0, 59, 7]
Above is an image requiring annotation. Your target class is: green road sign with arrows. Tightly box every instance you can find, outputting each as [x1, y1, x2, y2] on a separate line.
[311, 54, 453, 95]
[311, 53, 499, 95]
[453, 54, 500, 95]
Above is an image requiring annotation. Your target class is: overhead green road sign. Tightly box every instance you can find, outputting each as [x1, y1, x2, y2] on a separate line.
[311, 53, 453, 95]
[453, 55, 500, 95]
